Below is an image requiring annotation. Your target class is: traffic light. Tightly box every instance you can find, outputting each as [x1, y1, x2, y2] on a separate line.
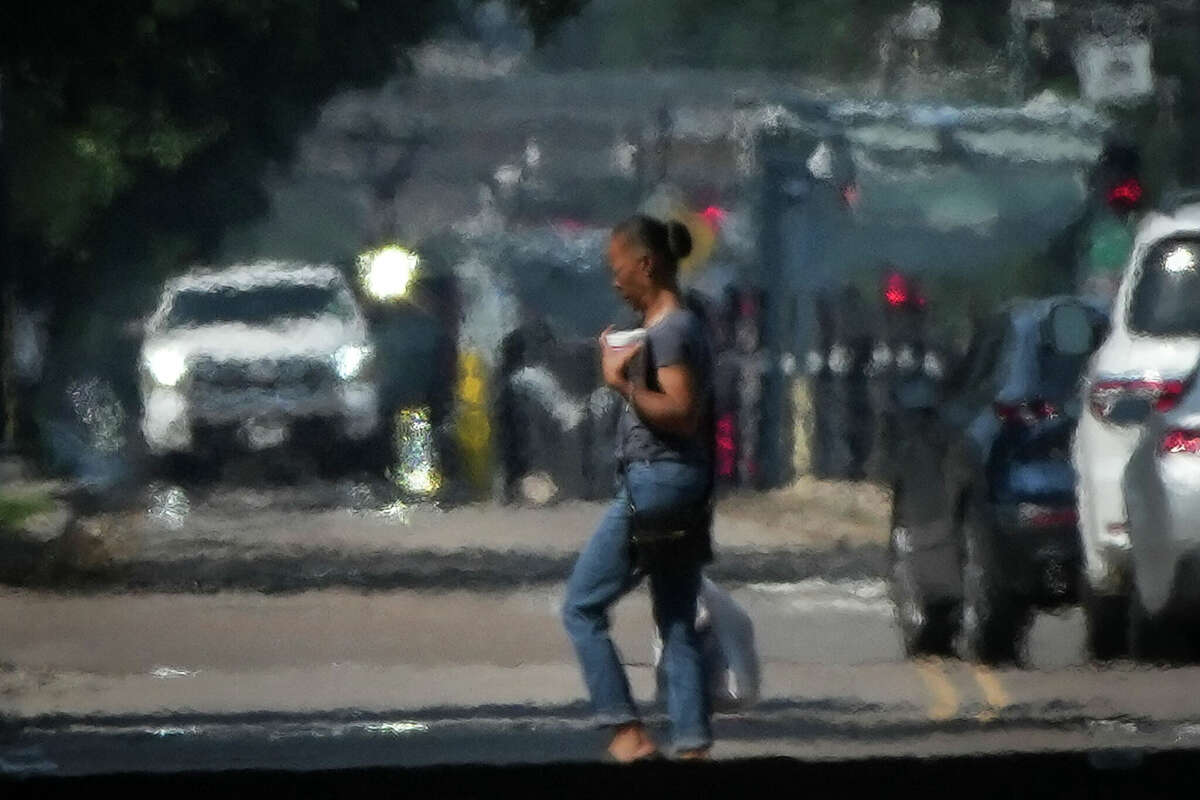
[1075, 141, 1142, 295]
[1107, 178, 1143, 210]
[1095, 141, 1143, 214]
[882, 269, 927, 312]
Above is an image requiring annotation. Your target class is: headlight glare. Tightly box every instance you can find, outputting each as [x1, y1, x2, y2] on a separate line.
[358, 246, 419, 301]
[145, 349, 187, 387]
[334, 344, 373, 380]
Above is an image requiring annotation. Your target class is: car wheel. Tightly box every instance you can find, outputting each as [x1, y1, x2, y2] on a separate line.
[358, 426, 395, 478]
[888, 486, 957, 657]
[960, 498, 1030, 666]
[312, 440, 364, 481]
[155, 451, 214, 486]
[1129, 591, 1196, 665]
[1081, 582, 1129, 662]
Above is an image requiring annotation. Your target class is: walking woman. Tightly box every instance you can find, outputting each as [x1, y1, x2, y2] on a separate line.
[562, 215, 716, 762]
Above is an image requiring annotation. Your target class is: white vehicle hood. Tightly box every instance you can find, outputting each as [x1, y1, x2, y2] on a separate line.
[145, 317, 366, 363]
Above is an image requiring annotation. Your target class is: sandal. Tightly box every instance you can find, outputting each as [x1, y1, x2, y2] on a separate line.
[604, 748, 664, 764]
[674, 748, 711, 761]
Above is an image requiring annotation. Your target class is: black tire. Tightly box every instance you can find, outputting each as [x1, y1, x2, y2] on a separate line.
[155, 450, 216, 487]
[1081, 583, 1129, 662]
[888, 487, 958, 657]
[311, 437, 379, 481]
[357, 427, 396, 478]
[1129, 591, 1197, 665]
[960, 498, 1031, 666]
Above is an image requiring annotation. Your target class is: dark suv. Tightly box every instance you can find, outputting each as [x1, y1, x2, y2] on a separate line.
[887, 296, 1108, 664]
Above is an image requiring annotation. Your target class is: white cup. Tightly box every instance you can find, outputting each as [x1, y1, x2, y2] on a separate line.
[605, 328, 647, 349]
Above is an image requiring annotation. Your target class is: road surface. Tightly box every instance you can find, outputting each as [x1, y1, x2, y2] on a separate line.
[3, 579, 1199, 776]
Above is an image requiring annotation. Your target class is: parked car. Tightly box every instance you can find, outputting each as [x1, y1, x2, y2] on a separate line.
[888, 296, 1107, 664]
[1121, 365, 1200, 663]
[1113, 240, 1200, 662]
[1072, 192, 1200, 660]
[138, 261, 383, 477]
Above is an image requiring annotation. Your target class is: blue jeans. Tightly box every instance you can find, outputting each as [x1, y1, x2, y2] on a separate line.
[562, 460, 712, 753]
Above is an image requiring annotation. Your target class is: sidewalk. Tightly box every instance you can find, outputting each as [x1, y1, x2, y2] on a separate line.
[0, 477, 889, 592]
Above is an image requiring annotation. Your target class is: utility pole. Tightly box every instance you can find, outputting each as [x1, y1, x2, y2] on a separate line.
[0, 70, 15, 452]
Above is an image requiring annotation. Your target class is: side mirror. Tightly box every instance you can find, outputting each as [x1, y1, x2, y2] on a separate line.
[1044, 303, 1095, 356]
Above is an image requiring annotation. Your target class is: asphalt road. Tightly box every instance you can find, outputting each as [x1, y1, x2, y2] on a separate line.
[4, 580, 1200, 777]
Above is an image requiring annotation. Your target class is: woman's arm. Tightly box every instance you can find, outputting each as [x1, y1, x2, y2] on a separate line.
[618, 364, 699, 438]
[599, 326, 700, 438]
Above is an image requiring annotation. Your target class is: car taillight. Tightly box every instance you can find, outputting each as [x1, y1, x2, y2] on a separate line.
[1089, 378, 1186, 421]
[1017, 504, 1079, 528]
[1161, 430, 1200, 455]
[1158, 386, 1185, 411]
[994, 400, 1059, 426]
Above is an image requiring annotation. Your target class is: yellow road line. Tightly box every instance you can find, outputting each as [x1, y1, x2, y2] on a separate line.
[914, 660, 960, 721]
[970, 665, 1010, 723]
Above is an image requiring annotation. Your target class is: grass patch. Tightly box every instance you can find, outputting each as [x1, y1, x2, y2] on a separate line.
[0, 491, 56, 531]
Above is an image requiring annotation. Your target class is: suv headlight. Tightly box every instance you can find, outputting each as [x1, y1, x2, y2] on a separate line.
[144, 348, 188, 387]
[334, 344, 374, 381]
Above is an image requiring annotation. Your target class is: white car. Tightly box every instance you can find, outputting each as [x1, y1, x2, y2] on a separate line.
[1073, 192, 1200, 659]
[139, 261, 381, 469]
[1123, 362, 1200, 662]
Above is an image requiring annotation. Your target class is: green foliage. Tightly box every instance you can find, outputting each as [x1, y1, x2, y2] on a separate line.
[1, 0, 576, 297]
[0, 489, 55, 532]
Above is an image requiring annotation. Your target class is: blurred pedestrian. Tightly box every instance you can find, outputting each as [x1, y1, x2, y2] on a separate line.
[562, 214, 716, 762]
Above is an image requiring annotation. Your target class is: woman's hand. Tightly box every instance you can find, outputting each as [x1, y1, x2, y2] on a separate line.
[599, 326, 642, 395]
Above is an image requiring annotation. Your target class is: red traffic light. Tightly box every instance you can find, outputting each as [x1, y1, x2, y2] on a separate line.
[1107, 178, 1143, 211]
[883, 272, 926, 309]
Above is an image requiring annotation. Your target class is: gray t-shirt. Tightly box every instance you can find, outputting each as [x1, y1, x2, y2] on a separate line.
[616, 308, 714, 466]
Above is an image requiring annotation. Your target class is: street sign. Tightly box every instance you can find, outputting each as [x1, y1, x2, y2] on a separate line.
[1073, 35, 1154, 105]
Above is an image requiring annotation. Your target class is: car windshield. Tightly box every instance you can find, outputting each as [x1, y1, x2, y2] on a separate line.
[1129, 237, 1200, 336]
[165, 284, 352, 328]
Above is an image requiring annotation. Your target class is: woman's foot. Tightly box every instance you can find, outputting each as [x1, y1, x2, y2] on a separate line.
[675, 747, 711, 761]
[607, 722, 659, 763]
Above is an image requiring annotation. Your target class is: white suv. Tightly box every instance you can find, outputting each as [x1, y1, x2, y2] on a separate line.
[1073, 193, 1200, 659]
[139, 261, 381, 466]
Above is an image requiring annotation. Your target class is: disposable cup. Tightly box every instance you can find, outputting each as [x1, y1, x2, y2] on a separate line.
[605, 328, 647, 348]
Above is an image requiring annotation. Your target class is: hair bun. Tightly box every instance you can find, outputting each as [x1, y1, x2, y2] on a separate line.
[666, 220, 693, 261]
